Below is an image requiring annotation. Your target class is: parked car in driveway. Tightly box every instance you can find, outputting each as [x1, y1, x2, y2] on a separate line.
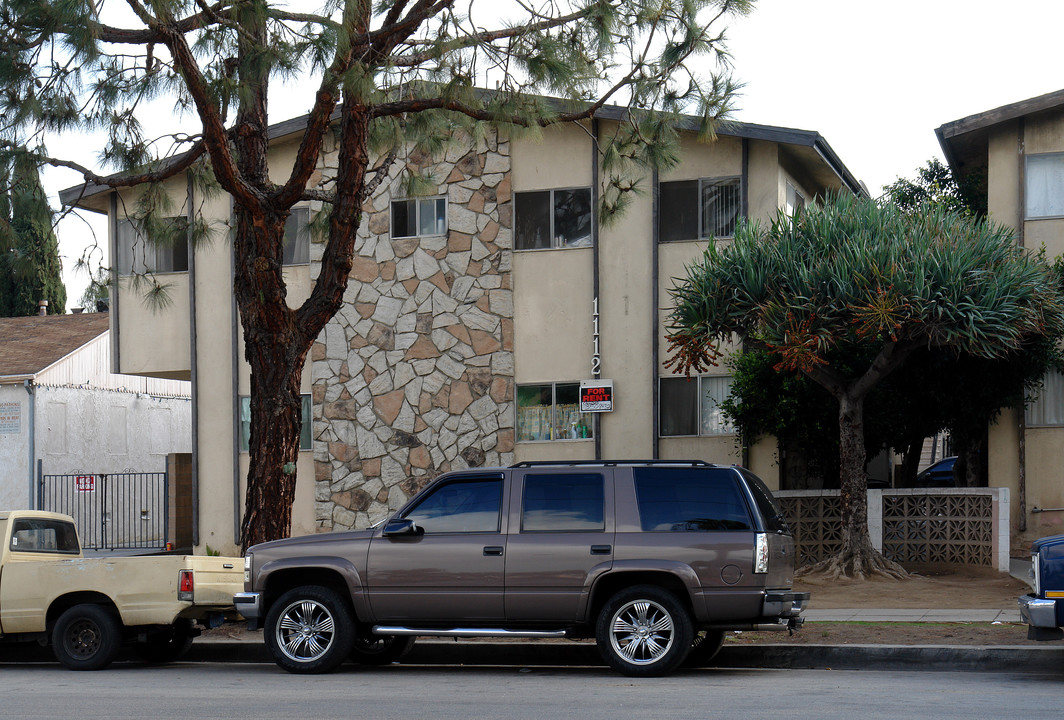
[913, 456, 958, 487]
[236, 460, 808, 677]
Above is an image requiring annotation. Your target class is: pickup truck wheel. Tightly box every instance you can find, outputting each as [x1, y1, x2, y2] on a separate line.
[265, 585, 355, 674]
[52, 604, 122, 671]
[135, 619, 196, 663]
[596, 585, 693, 677]
[349, 634, 415, 665]
[684, 629, 725, 667]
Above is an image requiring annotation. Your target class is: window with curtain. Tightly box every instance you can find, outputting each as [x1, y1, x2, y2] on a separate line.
[1027, 154, 1064, 219]
[283, 207, 311, 265]
[659, 177, 741, 242]
[514, 188, 592, 250]
[391, 197, 447, 239]
[1026, 370, 1064, 426]
[516, 383, 594, 442]
[240, 395, 313, 451]
[659, 375, 735, 437]
[115, 217, 189, 275]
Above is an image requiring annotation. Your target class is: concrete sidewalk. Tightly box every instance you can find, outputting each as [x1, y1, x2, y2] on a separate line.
[804, 608, 1022, 623]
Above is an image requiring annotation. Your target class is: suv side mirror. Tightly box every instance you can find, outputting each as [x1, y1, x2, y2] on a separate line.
[382, 518, 424, 537]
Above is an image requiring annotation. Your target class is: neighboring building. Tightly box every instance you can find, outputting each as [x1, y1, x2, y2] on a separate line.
[937, 88, 1064, 550]
[60, 105, 864, 553]
[0, 312, 192, 509]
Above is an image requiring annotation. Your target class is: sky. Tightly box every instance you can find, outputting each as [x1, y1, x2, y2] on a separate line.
[41, 0, 1064, 310]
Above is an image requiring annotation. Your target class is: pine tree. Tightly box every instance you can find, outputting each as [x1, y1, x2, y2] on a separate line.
[0, 155, 66, 316]
[0, 0, 753, 549]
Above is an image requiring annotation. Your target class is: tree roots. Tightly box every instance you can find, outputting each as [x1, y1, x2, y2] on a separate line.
[799, 548, 909, 581]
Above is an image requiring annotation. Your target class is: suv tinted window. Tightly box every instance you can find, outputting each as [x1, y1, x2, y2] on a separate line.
[403, 478, 503, 533]
[738, 468, 790, 534]
[522, 473, 605, 531]
[633, 468, 752, 532]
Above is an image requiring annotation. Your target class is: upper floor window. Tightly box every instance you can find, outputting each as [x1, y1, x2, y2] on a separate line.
[515, 188, 592, 250]
[786, 182, 806, 217]
[516, 382, 594, 442]
[1026, 154, 1064, 219]
[239, 395, 312, 451]
[283, 207, 311, 265]
[1026, 369, 1064, 427]
[391, 196, 447, 239]
[659, 375, 735, 437]
[659, 177, 741, 242]
[116, 217, 188, 275]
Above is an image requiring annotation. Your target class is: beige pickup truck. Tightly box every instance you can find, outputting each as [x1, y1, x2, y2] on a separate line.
[0, 510, 243, 670]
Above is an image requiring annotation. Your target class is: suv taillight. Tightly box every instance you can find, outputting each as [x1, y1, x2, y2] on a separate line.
[178, 570, 194, 601]
[754, 533, 769, 574]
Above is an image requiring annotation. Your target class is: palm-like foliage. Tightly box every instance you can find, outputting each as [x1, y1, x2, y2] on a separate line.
[668, 195, 1064, 577]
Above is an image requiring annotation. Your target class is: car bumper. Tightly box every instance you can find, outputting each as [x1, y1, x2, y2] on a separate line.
[234, 591, 263, 629]
[1019, 594, 1058, 628]
[763, 591, 810, 619]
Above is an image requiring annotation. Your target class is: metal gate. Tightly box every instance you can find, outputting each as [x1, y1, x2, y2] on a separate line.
[37, 465, 169, 551]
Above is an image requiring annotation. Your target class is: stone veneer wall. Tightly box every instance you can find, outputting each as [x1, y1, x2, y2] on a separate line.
[311, 130, 515, 530]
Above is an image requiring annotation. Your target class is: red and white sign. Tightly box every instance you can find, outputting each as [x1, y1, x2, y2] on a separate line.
[75, 476, 96, 493]
[580, 380, 614, 412]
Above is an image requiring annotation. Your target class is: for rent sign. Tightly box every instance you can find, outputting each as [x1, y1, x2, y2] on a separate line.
[579, 380, 614, 412]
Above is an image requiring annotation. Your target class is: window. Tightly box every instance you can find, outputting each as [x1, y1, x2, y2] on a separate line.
[1027, 154, 1064, 219]
[515, 188, 592, 250]
[633, 467, 752, 532]
[516, 383, 594, 442]
[786, 182, 806, 217]
[9, 517, 80, 554]
[391, 197, 447, 239]
[658, 375, 735, 437]
[1027, 370, 1064, 426]
[283, 207, 311, 265]
[116, 217, 188, 275]
[521, 473, 605, 532]
[402, 478, 503, 533]
[658, 177, 741, 242]
[239, 395, 312, 451]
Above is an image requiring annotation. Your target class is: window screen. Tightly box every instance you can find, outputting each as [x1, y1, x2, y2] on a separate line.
[633, 467, 752, 532]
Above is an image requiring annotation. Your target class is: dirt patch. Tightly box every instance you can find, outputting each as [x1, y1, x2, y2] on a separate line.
[794, 564, 1031, 609]
[724, 564, 1041, 647]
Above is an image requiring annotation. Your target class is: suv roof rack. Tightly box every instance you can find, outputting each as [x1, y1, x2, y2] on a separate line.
[509, 460, 712, 468]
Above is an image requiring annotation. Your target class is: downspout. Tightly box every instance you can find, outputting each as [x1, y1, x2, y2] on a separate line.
[24, 380, 35, 508]
[651, 168, 660, 459]
[187, 173, 200, 547]
[1018, 118, 1028, 533]
[740, 138, 751, 470]
[110, 192, 121, 372]
[231, 196, 242, 544]
[592, 119, 602, 460]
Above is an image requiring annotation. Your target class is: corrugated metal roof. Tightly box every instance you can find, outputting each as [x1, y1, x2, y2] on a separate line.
[0, 313, 110, 380]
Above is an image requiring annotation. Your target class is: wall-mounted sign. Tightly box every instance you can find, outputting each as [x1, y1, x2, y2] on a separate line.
[580, 380, 614, 413]
[75, 476, 96, 493]
[0, 402, 20, 434]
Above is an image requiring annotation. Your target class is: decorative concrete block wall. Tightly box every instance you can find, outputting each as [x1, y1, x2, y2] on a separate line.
[311, 130, 514, 530]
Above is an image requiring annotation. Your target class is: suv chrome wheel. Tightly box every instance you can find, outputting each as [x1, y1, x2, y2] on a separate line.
[596, 585, 693, 677]
[265, 585, 355, 673]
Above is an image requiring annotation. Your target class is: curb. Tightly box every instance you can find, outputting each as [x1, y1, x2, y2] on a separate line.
[183, 638, 1064, 673]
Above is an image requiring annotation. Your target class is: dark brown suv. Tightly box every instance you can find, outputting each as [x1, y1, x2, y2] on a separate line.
[235, 461, 807, 677]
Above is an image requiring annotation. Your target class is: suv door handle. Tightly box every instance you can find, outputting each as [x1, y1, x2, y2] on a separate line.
[591, 545, 612, 555]
[483, 546, 504, 556]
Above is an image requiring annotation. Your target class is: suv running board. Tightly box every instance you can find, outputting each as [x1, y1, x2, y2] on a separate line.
[373, 626, 568, 638]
